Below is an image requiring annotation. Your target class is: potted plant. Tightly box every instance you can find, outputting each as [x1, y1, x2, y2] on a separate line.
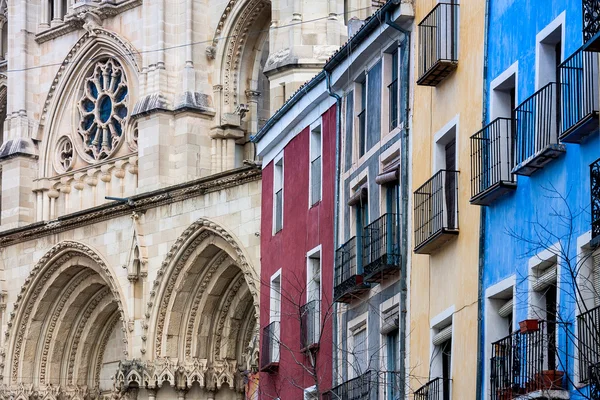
[519, 319, 539, 333]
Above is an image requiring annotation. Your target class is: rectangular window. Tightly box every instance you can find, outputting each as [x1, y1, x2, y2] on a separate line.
[310, 122, 322, 206]
[366, 61, 382, 150]
[273, 155, 284, 233]
[269, 271, 282, 364]
[302, 249, 321, 349]
[389, 50, 399, 131]
[303, 386, 318, 400]
[353, 326, 368, 376]
[358, 80, 367, 158]
[345, 91, 354, 171]
[386, 330, 399, 400]
[432, 324, 452, 400]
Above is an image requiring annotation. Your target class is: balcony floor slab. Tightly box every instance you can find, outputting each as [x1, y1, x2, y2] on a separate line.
[560, 112, 599, 144]
[470, 180, 517, 206]
[514, 390, 569, 400]
[512, 144, 566, 176]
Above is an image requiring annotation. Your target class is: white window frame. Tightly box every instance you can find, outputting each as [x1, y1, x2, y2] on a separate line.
[303, 386, 318, 400]
[433, 115, 459, 173]
[306, 245, 322, 303]
[429, 305, 455, 393]
[272, 152, 284, 235]
[527, 245, 561, 320]
[379, 294, 400, 399]
[535, 12, 565, 90]
[270, 269, 282, 323]
[490, 62, 519, 121]
[348, 312, 369, 379]
[309, 118, 323, 208]
[484, 276, 516, 399]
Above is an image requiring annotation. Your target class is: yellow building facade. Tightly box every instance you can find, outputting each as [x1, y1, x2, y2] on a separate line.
[409, 1, 485, 398]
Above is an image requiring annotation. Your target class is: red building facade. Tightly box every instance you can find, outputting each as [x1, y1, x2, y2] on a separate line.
[255, 90, 336, 399]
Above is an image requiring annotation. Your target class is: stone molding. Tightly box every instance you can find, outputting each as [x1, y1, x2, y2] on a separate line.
[0, 166, 261, 247]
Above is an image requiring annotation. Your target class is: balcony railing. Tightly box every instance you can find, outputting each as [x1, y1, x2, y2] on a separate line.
[260, 321, 280, 372]
[513, 82, 565, 176]
[470, 118, 516, 205]
[414, 170, 459, 254]
[328, 371, 374, 400]
[362, 213, 401, 283]
[592, 158, 600, 246]
[583, 0, 600, 51]
[417, 3, 459, 86]
[334, 237, 369, 303]
[559, 47, 599, 143]
[414, 377, 452, 400]
[578, 305, 600, 383]
[490, 320, 566, 399]
[300, 300, 320, 351]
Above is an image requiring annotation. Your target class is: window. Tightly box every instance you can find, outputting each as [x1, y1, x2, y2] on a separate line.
[577, 247, 600, 383]
[351, 325, 368, 377]
[307, 249, 321, 303]
[310, 121, 322, 206]
[303, 386, 318, 400]
[381, 299, 400, 400]
[358, 79, 367, 158]
[344, 91, 354, 171]
[269, 271, 282, 362]
[302, 248, 321, 349]
[388, 49, 399, 131]
[431, 323, 452, 400]
[366, 61, 382, 149]
[386, 330, 399, 400]
[273, 154, 284, 233]
[530, 259, 558, 371]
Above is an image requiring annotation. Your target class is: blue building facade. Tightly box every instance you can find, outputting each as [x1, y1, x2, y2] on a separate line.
[476, 1, 600, 399]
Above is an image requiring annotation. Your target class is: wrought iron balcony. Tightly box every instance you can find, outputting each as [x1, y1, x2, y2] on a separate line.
[559, 47, 599, 143]
[260, 321, 280, 372]
[417, 3, 459, 86]
[362, 213, 401, 283]
[414, 170, 459, 254]
[334, 236, 369, 303]
[470, 118, 516, 205]
[490, 320, 566, 399]
[328, 371, 375, 400]
[578, 305, 600, 383]
[512, 83, 565, 176]
[414, 377, 452, 400]
[592, 158, 600, 247]
[583, 0, 600, 52]
[300, 300, 320, 351]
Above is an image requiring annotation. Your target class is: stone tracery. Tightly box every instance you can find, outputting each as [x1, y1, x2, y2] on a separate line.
[77, 58, 129, 162]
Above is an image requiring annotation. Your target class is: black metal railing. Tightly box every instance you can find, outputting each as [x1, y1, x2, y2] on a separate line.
[335, 237, 358, 287]
[414, 377, 451, 400]
[514, 82, 558, 166]
[389, 79, 399, 131]
[260, 321, 280, 370]
[470, 117, 515, 200]
[578, 305, 600, 383]
[591, 158, 600, 244]
[583, 0, 600, 45]
[363, 213, 400, 278]
[329, 371, 374, 400]
[358, 110, 366, 157]
[300, 300, 320, 350]
[417, 2, 459, 85]
[311, 156, 322, 205]
[414, 170, 459, 250]
[490, 320, 565, 399]
[559, 47, 598, 137]
[274, 188, 283, 232]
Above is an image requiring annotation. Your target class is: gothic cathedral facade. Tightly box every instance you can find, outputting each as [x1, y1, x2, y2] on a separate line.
[0, 0, 353, 399]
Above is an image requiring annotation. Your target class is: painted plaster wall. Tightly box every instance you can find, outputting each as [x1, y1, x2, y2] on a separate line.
[409, 0, 485, 398]
[482, 1, 598, 399]
[259, 105, 336, 398]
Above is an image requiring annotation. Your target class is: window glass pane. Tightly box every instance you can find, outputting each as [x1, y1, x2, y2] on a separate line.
[366, 61, 382, 150]
[345, 92, 354, 170]
[354, 328, 368, 374]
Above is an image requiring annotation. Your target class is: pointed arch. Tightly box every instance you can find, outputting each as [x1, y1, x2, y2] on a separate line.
[145, 218, 259, 363]
[39, 28, 141, 176]
[3, 241, 130, 389]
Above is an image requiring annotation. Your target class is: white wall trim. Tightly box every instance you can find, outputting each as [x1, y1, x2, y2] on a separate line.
[535, 11, 566, 89]
[490, 61, 519, 120]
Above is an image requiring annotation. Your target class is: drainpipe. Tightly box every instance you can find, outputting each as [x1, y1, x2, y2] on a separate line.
[326, 70, 342, 391]
[386, 10, 411, 398]
[476, 1, 491, 400]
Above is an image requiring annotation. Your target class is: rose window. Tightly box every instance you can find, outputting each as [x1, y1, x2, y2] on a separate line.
[77, 59, 128, 161]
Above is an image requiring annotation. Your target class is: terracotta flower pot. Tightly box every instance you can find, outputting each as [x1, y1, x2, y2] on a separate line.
[519, 319, 539, 333]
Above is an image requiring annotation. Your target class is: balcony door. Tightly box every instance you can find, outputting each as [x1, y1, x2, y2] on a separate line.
[445, 138, 456, 229]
